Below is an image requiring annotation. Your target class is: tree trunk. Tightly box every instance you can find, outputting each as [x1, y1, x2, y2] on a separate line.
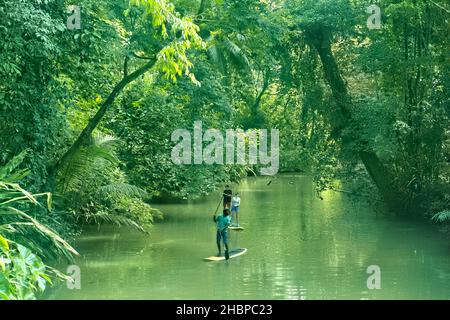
[49, 59, 156, 177]
[251, 70, 270, 117]
[305, 27, 402, 212]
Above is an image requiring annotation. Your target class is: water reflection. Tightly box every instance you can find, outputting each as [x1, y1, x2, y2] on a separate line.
[46, 175, 450, 300]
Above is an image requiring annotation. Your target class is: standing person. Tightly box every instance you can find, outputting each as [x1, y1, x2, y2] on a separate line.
[231, 193, 241, 227]
[213, 208, 231, 259]
[223, 185, 232, 209]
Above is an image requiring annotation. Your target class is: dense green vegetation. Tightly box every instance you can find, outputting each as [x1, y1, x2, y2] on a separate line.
[0, 151, 76, 299]
[0, 0, 448, 299]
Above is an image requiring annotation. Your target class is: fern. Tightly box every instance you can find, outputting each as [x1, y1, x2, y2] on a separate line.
[57, 133, 162, 233]
[58, 133, 119, 193]
[95, 183, 148, 200]
[223, 36, 251, 69]
[0, 152, 78, 261]
[208, 43, 227, 73]
[207, 34, 251, 74]
[432, 210, 450, 223]
[0, 149, 29, 181]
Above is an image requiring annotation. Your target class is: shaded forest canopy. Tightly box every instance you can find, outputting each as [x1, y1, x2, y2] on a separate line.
[0, 0, 449, 299]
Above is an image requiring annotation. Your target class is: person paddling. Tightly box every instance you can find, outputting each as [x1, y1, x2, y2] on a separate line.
[213, 208, 231, 260]
[223, 185, 232, 209]
[231, 192, 241, 227]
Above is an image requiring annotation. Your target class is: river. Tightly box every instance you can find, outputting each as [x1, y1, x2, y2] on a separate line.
[46, 175, 450, 299]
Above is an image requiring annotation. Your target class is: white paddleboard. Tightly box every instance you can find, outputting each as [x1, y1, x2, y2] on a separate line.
[204, 248, 247, 261]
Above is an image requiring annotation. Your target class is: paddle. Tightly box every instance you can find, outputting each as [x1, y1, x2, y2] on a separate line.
[213, 194, 223, 219]
[212, 193, 224, 227]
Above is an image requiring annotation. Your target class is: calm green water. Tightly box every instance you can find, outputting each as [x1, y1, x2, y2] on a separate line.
[46, 175, 450, 299]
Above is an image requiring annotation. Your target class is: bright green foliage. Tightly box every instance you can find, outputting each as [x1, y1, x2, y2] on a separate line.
[0, 0, 448, 212]
[0, 152, 76, 300]
[0, 152, 77, 260]
[1, 0, 450, 299]
[131, 0, 205, 83]
[0, 242, 64, 300]
[0, 0, 68, 190]
[109, 79, 249, 199]
[56, 133, 163, 233]
[432, 210, 450, 223]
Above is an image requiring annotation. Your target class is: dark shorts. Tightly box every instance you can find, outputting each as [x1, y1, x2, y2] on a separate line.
[216, 229, 229, 245]
[223, 201, 231, 209]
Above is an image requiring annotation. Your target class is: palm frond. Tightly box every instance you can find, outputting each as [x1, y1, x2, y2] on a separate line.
[55, 133, 161, 233]
[89, 133, 119, 164]
[223, 36, 251, 70]
[5, 207, 78, 259]
[95, 183, 148, 200]
[207, 43, 227, 73]
[0, 150, 77, 261]
[432, 210, 450, 222]
[58, 133, 119, 193]
[1, 169, 30, 183]
[0, 150, 29, 181]
[206, 34, 251, 74]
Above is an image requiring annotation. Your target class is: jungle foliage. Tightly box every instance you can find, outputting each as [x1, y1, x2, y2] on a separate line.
[0, 0, 449, 299]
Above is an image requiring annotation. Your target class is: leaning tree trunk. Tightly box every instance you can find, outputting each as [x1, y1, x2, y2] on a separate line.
[305, 27, 403, 212]
[51, 0, 207, 184]
[48, 58, 156, 179]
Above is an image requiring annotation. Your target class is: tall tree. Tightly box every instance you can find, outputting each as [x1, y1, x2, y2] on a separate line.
[49, 0, 204, 178]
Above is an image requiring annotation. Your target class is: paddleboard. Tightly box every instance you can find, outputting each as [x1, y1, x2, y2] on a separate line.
[228, 226, 244, 231]
[204, 248, 247, 261]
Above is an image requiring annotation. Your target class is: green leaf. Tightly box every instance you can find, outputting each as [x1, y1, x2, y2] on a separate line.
[0, 150, 29, 180]
[0, 235, 9, 252]
[0, 258, 5, 272]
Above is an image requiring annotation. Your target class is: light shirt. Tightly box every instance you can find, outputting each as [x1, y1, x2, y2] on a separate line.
[232, 196, 240, 207]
